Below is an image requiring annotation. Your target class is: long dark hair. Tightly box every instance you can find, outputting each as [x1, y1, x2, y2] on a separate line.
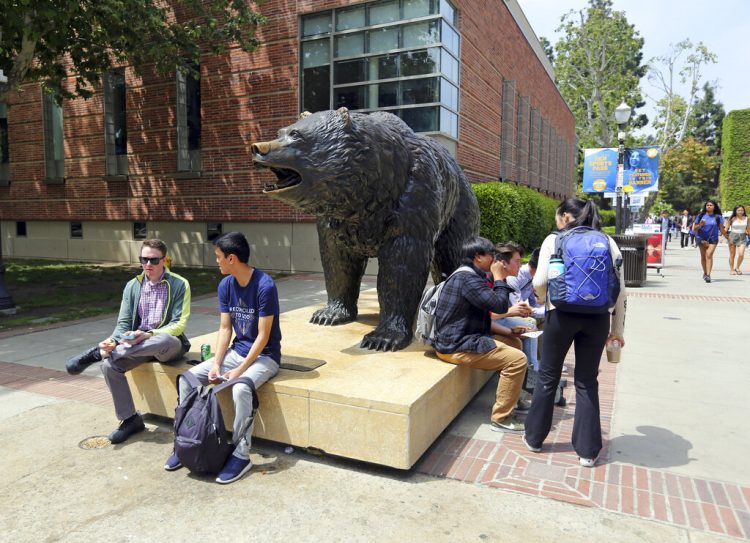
[557, 197, 602, 231]
[728, 205, 747, 226]
[697, 200, 722, 223]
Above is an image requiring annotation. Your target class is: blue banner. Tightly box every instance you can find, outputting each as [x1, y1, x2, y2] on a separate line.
[624, 147, 660, 193]
[582, 148, 618, 193]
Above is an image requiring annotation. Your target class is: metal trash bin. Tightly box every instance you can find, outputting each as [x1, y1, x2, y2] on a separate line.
[612, 234, 648, 287]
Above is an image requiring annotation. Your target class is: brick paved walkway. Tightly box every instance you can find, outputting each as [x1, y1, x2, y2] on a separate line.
[414, 351, 749, 540]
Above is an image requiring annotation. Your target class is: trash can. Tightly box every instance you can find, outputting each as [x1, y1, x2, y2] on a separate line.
[612, 234, 648, 287]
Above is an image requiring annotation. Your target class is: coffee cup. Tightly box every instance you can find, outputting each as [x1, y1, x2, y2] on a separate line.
[606, 342, 621, 363]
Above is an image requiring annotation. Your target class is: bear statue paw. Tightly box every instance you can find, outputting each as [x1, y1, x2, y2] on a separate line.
[310, 304, 356, 326]
[359, 327, 413, 352]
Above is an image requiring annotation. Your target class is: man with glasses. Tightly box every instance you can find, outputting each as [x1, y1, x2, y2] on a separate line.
[66, 239, 191, 444]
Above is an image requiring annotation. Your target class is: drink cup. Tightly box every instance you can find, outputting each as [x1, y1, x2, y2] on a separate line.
[606, 340, 621, 363]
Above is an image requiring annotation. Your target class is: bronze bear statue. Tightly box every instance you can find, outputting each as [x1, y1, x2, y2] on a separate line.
[252, 108, 480, 351]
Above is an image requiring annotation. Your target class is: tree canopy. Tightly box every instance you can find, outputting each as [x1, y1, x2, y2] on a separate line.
[0, 0, 266, 103]
[552, 0, 647, 149]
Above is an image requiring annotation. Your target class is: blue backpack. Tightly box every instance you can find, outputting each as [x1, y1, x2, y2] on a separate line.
[548, 227, 621, 314]
[173, 372, 259, 474]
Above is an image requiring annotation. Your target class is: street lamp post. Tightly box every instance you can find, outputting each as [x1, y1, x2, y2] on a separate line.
[614, 101, 632, 235]
[0, 69, 16, 313]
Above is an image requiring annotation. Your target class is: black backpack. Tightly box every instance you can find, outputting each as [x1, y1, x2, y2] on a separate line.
[173, 372, 259, 474]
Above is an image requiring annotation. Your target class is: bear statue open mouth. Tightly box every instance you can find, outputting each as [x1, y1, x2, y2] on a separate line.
[263, 167, 302, 193]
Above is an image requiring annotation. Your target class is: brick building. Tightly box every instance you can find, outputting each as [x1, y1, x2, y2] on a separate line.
[0, 0, 575, 271]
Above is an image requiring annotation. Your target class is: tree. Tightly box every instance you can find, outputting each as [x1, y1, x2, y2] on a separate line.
[539, 36, 555, 66]
[553, 0, 648, 149]
[0, 0, 266, 103]
[691, 82, 725, 153]
[658, 137, 720, 212]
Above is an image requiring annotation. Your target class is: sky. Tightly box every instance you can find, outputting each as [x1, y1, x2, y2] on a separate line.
[516, 0, 750, 136]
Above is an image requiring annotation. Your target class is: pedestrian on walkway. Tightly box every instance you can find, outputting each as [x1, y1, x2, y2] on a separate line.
[692, 200, 726, 283]
[726, 205, 749, 275]
[679, 210, 691, 249]
[523, 198, 626, 467]
[65, 239, 192, 443]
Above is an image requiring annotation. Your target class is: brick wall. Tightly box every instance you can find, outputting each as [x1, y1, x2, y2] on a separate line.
[0, 0, 575, 225]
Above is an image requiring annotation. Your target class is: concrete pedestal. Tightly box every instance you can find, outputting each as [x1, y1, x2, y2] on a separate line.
[126, 290, 491, 469]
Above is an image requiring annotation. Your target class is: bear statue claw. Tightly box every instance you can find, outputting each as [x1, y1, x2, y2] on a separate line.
[310, 305, 356, 326]
[359, 328, 412, 352]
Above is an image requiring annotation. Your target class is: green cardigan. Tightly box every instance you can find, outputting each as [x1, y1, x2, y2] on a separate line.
[111, 269, 191, 341]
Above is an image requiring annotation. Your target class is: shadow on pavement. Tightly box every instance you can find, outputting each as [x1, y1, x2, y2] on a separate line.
[608, 425, 694, 469]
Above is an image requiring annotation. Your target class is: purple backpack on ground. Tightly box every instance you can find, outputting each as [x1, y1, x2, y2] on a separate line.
[173, 372, 258, 474]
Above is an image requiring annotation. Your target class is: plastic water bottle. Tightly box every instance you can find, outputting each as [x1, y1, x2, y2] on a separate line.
[548, 257, 565, 280]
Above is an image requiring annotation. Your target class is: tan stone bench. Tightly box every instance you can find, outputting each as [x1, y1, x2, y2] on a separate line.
[127, 290, 491, 469]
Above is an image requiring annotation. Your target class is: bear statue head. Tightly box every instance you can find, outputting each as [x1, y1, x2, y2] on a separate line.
[252, 108, 407, 219]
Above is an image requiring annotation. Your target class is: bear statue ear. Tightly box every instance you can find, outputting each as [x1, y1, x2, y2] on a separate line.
[299, 111, 312, 119]
[336, 107, 351, 129]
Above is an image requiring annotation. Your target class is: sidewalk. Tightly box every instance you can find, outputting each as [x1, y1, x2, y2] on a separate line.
[0, 246, 747, 541]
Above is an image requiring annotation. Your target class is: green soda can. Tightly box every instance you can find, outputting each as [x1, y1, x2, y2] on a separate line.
[200, 343, 211, 362]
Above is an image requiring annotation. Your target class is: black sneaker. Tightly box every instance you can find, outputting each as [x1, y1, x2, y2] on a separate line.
[66, 346, 102, 375]
[705, 275, 711, 283]
[108, 414, 145, 444]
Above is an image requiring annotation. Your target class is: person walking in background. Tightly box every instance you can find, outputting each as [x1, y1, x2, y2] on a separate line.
[726, 205, 749, 275]
[523, 198, 626, 468]
[679, 210, 691, 249]
[693, 200, 726, 283]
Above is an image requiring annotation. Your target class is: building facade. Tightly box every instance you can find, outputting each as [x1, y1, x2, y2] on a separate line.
[0, 0, 575, 271]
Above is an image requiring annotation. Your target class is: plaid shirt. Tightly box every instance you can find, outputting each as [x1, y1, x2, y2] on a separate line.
[138, 274, 168, 331]
[433, 265, 514, 354]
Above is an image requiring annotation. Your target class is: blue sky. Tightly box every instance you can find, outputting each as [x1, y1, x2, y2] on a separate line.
[517, 0, 750, 135]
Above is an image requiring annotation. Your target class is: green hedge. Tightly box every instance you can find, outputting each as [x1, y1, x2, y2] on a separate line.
[720, 109, 750, 210]
[472, 182, 560, 251]
[599, 209, 616, 227]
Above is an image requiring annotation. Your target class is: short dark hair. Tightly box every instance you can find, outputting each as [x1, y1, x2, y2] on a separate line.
[141, 239, 167, 256]
[460, 236, 495, 266]
[213, 231, 251, 263]
[493, 242, 523, 263]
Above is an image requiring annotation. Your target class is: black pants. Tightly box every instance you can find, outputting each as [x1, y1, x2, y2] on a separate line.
[680, 232, 690, 248]
[525, 309, 609, 459]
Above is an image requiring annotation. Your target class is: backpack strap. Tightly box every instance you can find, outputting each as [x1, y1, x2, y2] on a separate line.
[177, 370, 202, 391]
[213, 376, 259, 411]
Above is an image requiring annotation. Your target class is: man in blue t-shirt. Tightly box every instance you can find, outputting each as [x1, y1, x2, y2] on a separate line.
[165, 231, 282, 484]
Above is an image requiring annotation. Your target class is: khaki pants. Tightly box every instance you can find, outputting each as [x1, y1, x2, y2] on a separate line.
[437, 340, 527, 423]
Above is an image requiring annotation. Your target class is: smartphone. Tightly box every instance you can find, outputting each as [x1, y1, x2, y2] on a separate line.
[215, 375, 228, 382]
[122, 333, 137, 340]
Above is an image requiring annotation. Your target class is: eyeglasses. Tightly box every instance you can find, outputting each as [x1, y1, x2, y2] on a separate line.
[139, 256, 164, 265]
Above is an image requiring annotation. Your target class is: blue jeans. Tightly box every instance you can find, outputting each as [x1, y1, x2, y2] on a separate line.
[494, 316, 539, 370]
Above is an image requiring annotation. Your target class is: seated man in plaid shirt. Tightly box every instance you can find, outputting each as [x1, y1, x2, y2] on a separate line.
[433, 236, 528, 432]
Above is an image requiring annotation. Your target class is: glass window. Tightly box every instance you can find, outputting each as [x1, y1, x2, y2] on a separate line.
[302, 39, 330, 68]
[109, 72, 127, 155]
[403, 0, 437, 18]
[402, 21, 439, 48]
[42, 90, 64, 180]
[133, 222, 147, 240]
[441, 49, 459, 82]
[369, 54, 399, 81]
[441, 20, 459, 56]
[302, 12, 331, 37]
[336, 6, 365, 31]
[369, 82, 399, 108]
[335, 32, 365, 58]
[368, 0, 399, 25]
[335, 85, 367, 110]
[207, 222, 223, 242]
[400, 48, 439, 76]
[440, 78, 458, 110]
[368, 27, 399, 54]
[0, 103, 9, 184]
[335, 59, 368, 85]
[440, 0, 456, 25]
[177, 64, 201, 172]
[16, 221, 27, 237]
[440, 107, 458, 137]
[401, 77, 438, 105]
[103, 70, 127, 176]
[70, 222, 83, 239]
[302, 65, 330, 113]
[400, 106, 438, 132]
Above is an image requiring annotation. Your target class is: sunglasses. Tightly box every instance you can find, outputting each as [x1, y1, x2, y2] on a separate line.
[139, 256, 164, 265]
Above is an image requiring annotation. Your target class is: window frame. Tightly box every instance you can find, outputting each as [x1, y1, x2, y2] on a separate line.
[103, 69, 128, 178]
[176, 63, 202, 174]
[42, 87, 65, 184]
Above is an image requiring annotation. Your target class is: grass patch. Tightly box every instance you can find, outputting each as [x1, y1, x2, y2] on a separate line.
[0, 259, 253, 332]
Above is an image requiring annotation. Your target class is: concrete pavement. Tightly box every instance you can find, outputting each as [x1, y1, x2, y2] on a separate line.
[0, 243, 747, 541]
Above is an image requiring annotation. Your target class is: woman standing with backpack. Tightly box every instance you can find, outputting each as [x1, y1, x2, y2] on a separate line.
[693, 200, 726, 283]
[726, 205, 749, 275]
[523, 198, 626, 468]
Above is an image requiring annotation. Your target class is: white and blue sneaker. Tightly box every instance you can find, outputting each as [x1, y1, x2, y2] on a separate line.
[216, 455, 253, 484]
